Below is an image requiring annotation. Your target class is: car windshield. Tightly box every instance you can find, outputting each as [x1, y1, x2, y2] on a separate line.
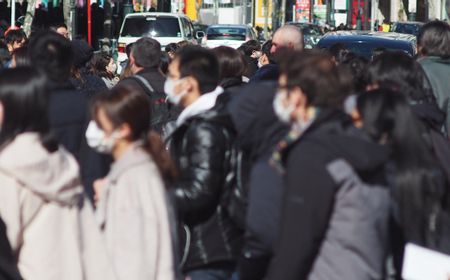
[121, 16, 181, 37]
[393, 24, 421, 35]
[207, 27, 246, 40]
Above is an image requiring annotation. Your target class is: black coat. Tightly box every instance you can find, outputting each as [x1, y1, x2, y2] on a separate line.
[266, 109, 390, 280]
[249, 64, 279, 83]
[48, 82, 89, 160]
[0, 218, 22, 280]
[169, 99, 242, 271]
[228, 81, 289, 280]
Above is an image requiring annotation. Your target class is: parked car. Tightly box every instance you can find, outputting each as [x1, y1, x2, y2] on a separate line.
[286, 22, 324, 49]
[317, 31, 417, 59]
[199, 24, 258, 49]
[391, 21, 424, 36]
[117, 12, 197, 63]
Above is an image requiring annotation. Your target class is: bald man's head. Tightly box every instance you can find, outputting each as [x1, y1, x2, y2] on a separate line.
[270, 25, 304, 54]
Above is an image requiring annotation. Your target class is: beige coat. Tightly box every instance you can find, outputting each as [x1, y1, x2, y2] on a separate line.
[96, 143, 175, 280]
[0, 133, 116, 280]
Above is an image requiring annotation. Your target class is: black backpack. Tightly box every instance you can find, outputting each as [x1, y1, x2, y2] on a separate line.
[129, 75, 170, 133]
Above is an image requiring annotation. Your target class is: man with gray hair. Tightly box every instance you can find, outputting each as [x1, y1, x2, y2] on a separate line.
[270, 25, 304, 54]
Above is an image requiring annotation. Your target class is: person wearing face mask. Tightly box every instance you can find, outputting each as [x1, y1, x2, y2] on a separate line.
[165, 46, 242, 280]
[265, 50, 392, 280]
[90, 53, 119, 89]
[87, 85, 177, 280]
[0, 67, 116, 280]
[249, 40, 279, 83]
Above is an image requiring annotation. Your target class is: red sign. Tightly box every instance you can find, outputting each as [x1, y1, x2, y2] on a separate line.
[351, 0, 366, 27]
[296, 0, 310, 23]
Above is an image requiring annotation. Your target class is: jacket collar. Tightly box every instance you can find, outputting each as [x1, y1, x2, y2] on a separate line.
[176, 87, 224, 126]
[107, 141, 150, 183]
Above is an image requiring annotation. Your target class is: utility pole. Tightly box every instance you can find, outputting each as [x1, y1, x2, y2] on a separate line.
[263, 0, 269, 39]
[281, 0, 286, 25]
[69, 0, 76, 39]
[371, 0, 377, 31]
[10, 0, 16, 27]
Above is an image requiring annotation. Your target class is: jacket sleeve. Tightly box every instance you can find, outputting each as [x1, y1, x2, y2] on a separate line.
[173, 122, 228, 214]
[266, 143, 336, 280]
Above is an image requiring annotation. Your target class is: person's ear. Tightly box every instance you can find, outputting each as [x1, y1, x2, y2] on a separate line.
[117, 123, 132, 140]
[184, 76, 199, 94]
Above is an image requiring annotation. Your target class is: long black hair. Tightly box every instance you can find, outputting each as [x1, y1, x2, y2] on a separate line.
[357, 89, 444, 244]
[366, 51, 436, 105]
[0, 67, 58, 152]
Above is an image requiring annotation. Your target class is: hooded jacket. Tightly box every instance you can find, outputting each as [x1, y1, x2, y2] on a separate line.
[266, 109, 391, 280]
[0, 133, 116, 280]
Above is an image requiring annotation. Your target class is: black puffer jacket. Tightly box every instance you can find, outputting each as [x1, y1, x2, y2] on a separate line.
[169, 98, 242, 271]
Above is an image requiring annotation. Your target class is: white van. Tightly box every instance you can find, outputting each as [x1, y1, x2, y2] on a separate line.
[117, 12, 197, 63]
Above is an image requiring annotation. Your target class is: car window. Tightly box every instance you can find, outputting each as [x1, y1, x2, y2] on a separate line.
[393, 24, 421, 35]
[207, 27, 246, 41]
[121, 16, 182, 37]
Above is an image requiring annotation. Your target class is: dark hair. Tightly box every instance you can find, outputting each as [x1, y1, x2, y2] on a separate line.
[177, 40, 191, 49]
[165, 43, 179, 54]
[366, 51, 435, 104]
[329, 43, 349, 64]
[49, 22, 68, 31]
[131, 37, 161, 69]
[12, 46, 30, 67]
[176, 46, 219, 94]
[160, 51, 170, 75]
[357, 88, 443, 244]
[279, 49, 352, 108]
[341, 54, 368, 93]
[27, 30, 73, 84]
[261, 40, 275, 64]
[212, 46, 246, 82]
[90, 53, 113, 79]
[125, 43, 134, 58]
[371, 47, 386, 60]
[0, 67, 58, 152]
[0, 41, 11, 67]
[418, 20, 450, 59]
[5, 29, 26, 46]
[239, 40, 261, 56]
[92, 86, 177, 183]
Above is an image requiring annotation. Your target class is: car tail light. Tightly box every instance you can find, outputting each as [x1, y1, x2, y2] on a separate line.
[118, 43, 126, 53]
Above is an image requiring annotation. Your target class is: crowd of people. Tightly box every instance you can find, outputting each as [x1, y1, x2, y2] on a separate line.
[0, 19, 449, 280]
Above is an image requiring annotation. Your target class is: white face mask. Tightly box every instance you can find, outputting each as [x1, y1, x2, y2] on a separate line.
[164, 77, 188, 105]
[273, 91, 295, 124]
[85, 121, 118, 154]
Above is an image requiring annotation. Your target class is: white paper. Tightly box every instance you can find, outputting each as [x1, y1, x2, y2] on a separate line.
[402, 243, 450, 280]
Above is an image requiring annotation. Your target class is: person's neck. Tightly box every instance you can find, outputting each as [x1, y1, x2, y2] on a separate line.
[112, 141, 132, 161]
[181, 91, 201, 108]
